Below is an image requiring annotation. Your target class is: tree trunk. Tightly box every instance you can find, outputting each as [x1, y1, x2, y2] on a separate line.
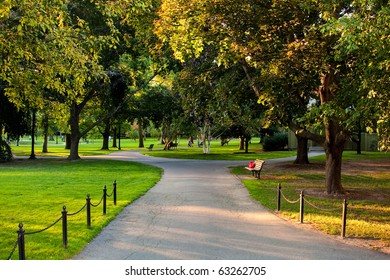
[201, 125, 211, 154]
[202, 128, 207, 154]
[294, 135, 309, 164]
[324, 122, 346, 194]
[65, 134, 71, 149]
[160, 131, 165, 145]
[356, 131, 361, 155]
[356, 120, 362, 155]
[101, 120, 110, 150]
[112, 127, 117, 148]
[42, 114, 49, 153]
[117, 124, 121, 150]
[29, 109, 36, 160]
[244, 137, 250, 153]
[138, 121, 144, 148]
[206, 133, 211, 154]
[239, 136, 244, 150]
[68, 102, 81, 160]
[319, 69, 347, 194]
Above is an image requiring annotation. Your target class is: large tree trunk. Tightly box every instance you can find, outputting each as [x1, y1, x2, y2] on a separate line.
[289, 122, 325, 164]
[324, 121, 347, 194]
[319, 69, 348, 194]
[294, 134, 309, 164]
[65, 134, 71, 149]
[68, 102, 81, 160]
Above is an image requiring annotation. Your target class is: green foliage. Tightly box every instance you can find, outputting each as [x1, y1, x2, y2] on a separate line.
[0, 139, 12, 161]
[327, 3, 390, 151]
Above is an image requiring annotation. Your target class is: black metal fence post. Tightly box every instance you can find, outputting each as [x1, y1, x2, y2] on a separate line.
[86, 194, 91, 228]
[277, 183, 281, 211]
[341, 199, 348, 238]
[299, 190, 305, 223]
[62, 206, 68, 248]
[113, 180, 117, 206]
[17, 222, 25, 260]
[103, 185, 107, 215]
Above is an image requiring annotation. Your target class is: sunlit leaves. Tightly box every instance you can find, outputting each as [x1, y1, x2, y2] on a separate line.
[326, 2, 390, 151]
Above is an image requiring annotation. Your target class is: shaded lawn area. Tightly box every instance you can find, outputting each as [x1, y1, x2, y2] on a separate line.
[232, 151, 390, 254]
[0, 159, 162, 260]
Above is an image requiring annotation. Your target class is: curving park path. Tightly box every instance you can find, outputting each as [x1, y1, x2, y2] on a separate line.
[74, 150, 389, 260]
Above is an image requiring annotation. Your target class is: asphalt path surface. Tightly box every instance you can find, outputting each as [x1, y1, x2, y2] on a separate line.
[74, 150, 389, 260]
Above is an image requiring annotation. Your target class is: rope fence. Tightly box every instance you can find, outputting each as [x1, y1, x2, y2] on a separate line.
[276, 183, 349, 238]
[7, 180, 117, 260]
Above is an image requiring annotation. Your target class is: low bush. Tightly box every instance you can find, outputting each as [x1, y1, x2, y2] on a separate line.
[0, 140, 12, 161]
[262, 133, 288, 151]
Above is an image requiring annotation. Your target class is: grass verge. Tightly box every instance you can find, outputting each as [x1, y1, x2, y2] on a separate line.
[0, 158, 162, 260]
[232, 151, 390, 253]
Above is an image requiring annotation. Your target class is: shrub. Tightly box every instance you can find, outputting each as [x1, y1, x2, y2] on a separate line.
[262, 133, 288, 151]
[0, 139, 13, 162]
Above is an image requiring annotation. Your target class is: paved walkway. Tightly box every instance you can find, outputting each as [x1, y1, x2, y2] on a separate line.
[74, 150, 389, 260]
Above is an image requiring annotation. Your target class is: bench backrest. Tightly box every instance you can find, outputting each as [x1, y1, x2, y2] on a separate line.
[254, 159, 264, 169]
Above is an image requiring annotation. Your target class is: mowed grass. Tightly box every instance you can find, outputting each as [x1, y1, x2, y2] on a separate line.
[0, 159, 162, 260]
[10, 137, 297, 161]
[143, 138, 296, 160]
[9, 137, 145, 157]
[232, 151, 390, 250]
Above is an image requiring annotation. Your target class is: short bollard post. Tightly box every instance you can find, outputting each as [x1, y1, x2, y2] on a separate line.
[277, 183, 281, 212]
[113, 180, 117, 206]
[62, 206, 68, 248]
[341, 199, 348, 238]
[103, 185, 107, 215]
[86, 194, 91, 228]
[17, 222, 25, 260]
[299, 190, 305, 224]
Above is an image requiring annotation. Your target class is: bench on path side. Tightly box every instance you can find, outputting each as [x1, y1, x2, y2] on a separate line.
[245, 159, 265, 179]
[147, 144, 154, 151]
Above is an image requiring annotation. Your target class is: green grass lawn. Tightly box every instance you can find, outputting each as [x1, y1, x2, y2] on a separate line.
[142, 138, 296, 160]
[0, 159, 162, 260]
[10, 137, 297, 161]
[9, 137, 146, 157]
[232, 151, 390, 250]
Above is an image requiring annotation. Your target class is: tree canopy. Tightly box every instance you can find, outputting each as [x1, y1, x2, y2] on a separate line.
[1, 0, 162, 159]
[155, 0, 390, 193]
[1, 0, 388, 194]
